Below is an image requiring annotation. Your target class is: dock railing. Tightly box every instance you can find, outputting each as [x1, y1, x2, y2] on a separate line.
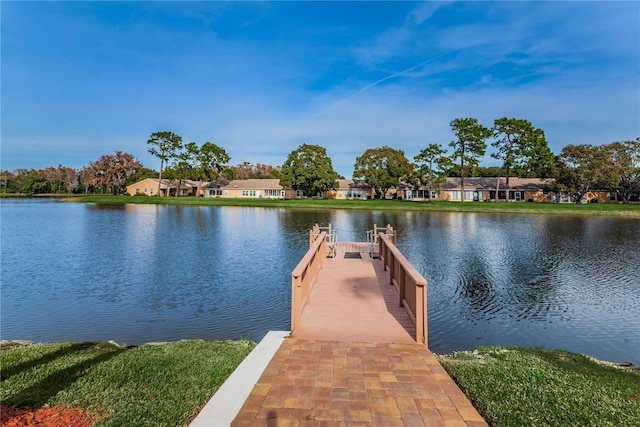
[379, 229, 428, 346]
[291, 229, 327, 332]
[310, 223, 336, 257]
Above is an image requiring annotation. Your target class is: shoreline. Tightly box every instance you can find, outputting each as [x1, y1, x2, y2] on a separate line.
[4, 194, 639, 217]
[62, 194, 640, 217]
[2, 339, 637, 371]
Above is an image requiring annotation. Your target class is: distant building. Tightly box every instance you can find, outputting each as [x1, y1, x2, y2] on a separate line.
[324, 179, 372, 200]
[125, 178, 203, 197]
[126, 176, 634, 203]
[404, 177, 553, 202]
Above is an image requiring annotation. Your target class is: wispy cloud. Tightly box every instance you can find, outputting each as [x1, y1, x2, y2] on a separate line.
[1, 1, 638, 178]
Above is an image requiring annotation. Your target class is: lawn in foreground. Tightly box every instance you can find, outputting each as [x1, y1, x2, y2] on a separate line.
[3, 341, 639, 426]
[437, 346, 640, 427]
[0, 340, 254, 427]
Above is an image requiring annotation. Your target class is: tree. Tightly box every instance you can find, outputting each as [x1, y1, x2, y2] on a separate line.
[414, 144, 452, 202]
[473, 166, 503, 177]
[226, 162, 280, 180]
[279, 143, 338, 197]
[601, 139, 640, 203]
[88, 151, 142, 194]
[491, 117, 554, 201]
[353, 146, 413, 199]
[127, 167, 158, 186]
[12, 169, 48, 194]
[169, 148, 196, 195]
[448, 118, 491, 201]
[554, 144, 608, 203]
[221, 167, 235, 181]
[147, 131, 183, 196]
[1, 170, 15, 194]
[189, 141, 231, 195]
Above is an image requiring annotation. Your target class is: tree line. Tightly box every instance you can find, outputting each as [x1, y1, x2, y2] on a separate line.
[280, 118, 639, 203]
[2, 122, 638, 203]
[0, 130, 277, 195]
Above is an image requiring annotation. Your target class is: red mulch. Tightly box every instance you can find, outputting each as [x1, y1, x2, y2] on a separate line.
[0, 405, 97, 427]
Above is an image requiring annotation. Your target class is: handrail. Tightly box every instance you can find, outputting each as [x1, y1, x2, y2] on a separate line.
[379, 232, 428, 346]
[310, 223, 336, 257]
[291, 230, 327, 333]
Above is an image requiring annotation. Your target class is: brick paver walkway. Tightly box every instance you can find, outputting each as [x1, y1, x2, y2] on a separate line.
[231, 338, 487, 426]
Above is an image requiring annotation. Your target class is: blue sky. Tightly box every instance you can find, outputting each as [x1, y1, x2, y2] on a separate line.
[2, 1, 638, 178]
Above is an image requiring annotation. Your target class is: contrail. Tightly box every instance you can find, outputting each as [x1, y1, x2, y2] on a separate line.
[308, 56, 441, 119]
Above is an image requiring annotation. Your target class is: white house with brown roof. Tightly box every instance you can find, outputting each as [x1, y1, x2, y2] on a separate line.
[126, 178, 204, 197]
[203, 179, 300, 199]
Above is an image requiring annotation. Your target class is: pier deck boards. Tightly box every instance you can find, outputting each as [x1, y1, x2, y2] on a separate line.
[294, 242, 416, 343]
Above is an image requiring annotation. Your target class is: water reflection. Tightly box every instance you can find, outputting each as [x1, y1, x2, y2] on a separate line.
[1, 199, 638, 365]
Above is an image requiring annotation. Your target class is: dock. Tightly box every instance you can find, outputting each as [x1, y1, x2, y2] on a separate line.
[191, 224, 487, 426]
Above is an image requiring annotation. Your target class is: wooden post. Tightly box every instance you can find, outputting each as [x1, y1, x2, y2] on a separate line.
[398, 267, 405, 306]
[416, 283, 427, 346]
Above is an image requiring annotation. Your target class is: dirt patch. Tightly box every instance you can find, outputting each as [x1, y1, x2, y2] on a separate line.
[0, 405, 98, 427]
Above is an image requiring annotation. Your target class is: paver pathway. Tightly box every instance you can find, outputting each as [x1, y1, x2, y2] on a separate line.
[231, 338, 487, 426]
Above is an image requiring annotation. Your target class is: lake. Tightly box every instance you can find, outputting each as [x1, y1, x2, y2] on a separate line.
[1, 199, 638, 365]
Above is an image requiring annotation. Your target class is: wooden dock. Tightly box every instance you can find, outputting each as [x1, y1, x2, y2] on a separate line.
[291, 224, 427, 346]
[293, 241, 417, 343]
[227, 225, 487, 426]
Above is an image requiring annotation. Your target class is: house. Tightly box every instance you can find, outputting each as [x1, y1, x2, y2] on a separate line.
[324, 179, 372, 200]
[546, 190, 638, 204]
[204, 179, 300, 199]
[202, 180, 229, 198]
[125, 178, 204, 197]
[405, 177, 553, 202]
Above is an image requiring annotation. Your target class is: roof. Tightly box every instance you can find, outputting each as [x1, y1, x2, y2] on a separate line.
[203, 180, 230, 188]
[126, 178, 203, 189]
[222, 179, 283, 190]
[336, 179, 371, 190]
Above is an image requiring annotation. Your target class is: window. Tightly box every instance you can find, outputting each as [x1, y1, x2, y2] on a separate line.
[449, 191, 461, 200]
[135, 189, 140, 194]
[431, 191, 437, 199]
[609, 192, 616, 201]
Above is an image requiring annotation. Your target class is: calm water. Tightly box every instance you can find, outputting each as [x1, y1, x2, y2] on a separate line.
[1, 199, 639, 365]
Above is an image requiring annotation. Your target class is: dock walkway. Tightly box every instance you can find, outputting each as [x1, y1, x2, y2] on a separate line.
[192, 227, 487, 426]
[293, 242, 416, 343]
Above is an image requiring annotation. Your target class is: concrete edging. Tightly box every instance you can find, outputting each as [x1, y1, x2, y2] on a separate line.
[189, 330, 289, 427]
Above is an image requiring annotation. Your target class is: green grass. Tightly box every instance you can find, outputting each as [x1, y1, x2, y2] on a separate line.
[3, 342, 639, 425]
[65, 195, 640, 217]
[0, 340, 255, 426]
[437, 346, 640, 427]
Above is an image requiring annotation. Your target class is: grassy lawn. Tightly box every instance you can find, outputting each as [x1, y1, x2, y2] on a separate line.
[437, 346, 640, 427]
[65, 195, 640, 217]
[0, 340, 254, 427]
[2, 341, 638, 425]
